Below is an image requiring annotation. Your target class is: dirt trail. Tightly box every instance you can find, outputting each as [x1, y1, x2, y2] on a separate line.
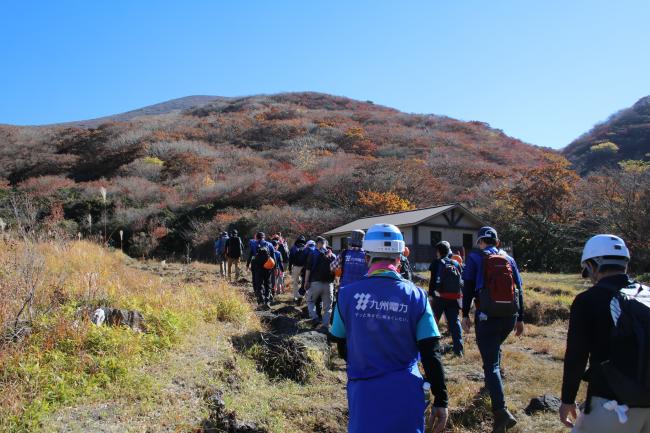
[43, 263, 347, 433]
[43, 262, 567, 433]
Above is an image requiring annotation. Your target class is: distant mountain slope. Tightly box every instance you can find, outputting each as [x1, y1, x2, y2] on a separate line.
[0, 91, 559, 257]
[563, 95, 650, 174]
[44, 95, 222, 128]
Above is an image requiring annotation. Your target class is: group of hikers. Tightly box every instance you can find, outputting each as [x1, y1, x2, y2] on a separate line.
[214, 225, 650, 433]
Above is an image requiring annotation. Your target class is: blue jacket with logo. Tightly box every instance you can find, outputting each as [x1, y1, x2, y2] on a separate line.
[331, 274, 439, 379]
[339, 248, 368, 289]
[331, 272, 440, 433]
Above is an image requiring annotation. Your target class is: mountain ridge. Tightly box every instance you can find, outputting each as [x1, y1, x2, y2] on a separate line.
[563, 94, 650, 174]
[29, 95, 224, 128]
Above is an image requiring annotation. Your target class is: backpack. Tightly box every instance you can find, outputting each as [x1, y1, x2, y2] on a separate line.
[226, 237, 242, 258]
[437, 258, 463, 295]
[400, 255, 413, 281]
[599, 282, 650, 407]
[215, 238, 224, 254]
[478, 251, 519, 317]
[293, 246, 309, 267]
[310, 250, 334, 282]
[255, 245, 271, 265]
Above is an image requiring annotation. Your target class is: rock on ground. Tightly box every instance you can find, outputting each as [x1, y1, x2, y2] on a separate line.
[525, 394, 562, 415]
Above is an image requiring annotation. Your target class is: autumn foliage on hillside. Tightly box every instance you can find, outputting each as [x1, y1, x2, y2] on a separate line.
[1, 92, 648, 271]
[564, 95, 650, 174]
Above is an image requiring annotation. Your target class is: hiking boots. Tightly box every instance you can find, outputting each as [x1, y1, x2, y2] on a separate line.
[492, 408, 517, 433]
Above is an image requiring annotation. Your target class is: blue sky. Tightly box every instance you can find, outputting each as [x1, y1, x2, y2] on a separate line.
[1, 0, 649, 149]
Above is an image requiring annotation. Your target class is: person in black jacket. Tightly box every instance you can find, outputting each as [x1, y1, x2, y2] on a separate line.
[559, 234, 650, 432]
[225, 229, 244, 282]
[304, 236, 336, 329]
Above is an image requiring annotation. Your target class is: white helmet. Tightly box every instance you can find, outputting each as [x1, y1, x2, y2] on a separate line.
[362, 223, 405, 260]
[581, 234, 630, 269]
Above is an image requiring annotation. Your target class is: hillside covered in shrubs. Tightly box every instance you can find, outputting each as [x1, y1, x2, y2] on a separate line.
[563, 95, 650, 174]
[0, 92, 648, 272]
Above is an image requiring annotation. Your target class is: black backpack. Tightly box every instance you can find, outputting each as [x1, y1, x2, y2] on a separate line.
[293, 246, 309, 267]
[311, 250, 334, 282]
[227, 237, 242, 258]
[437, 258, 463, 295]
[400, 256, 413, 281]
[600, 281, 650, 407]
[255, 245, 271, 265]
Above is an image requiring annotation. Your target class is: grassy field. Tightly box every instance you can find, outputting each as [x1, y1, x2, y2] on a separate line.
[0, 239, 256, 432]
[1, 240, 603, 433]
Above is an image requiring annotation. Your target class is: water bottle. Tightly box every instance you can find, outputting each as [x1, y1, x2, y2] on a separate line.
[423, 381, 431, 408]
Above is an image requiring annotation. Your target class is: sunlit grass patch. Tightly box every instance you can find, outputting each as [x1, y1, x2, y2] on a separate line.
[0, 239, 255, 432]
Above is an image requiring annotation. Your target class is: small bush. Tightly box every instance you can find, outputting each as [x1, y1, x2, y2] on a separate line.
[244, 335, 315, 384]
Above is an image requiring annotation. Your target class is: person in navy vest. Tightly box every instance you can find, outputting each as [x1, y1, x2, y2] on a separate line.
[462, 226, 525, 432]
[330, 223, 449, 433]
[332, 229, 368, 290]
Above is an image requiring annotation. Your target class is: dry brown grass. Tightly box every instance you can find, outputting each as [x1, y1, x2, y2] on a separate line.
[1, 241, 590, 433]
[0, 238, 256, 432]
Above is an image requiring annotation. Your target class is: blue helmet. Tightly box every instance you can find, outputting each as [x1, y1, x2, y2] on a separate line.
[477, 226, 498, 243]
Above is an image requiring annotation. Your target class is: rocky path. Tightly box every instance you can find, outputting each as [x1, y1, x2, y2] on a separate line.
[43, 262, 347, 433]
[43, 262, 567, 433]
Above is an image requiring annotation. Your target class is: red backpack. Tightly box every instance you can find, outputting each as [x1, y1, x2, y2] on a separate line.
[478, 252, 519, 317]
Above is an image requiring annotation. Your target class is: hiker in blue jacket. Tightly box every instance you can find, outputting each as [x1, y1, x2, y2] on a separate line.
[330, 223, 449, 433]
[289, 235, 308, 304]
[247, 232, 275, 308]
[214, 231, 229, 277]
[246, 232, 274, 269]
[331, 230, 368, 290]
[462, 226, 524, 432]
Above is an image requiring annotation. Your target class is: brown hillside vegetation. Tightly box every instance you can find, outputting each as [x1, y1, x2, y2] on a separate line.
[0, 92, 555, 253]
[0, 236, 603, 433]
[1, 92, 649, 273]
[563, 95, 650, 174]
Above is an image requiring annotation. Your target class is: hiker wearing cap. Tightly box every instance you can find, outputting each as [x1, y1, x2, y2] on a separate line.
[331, 230, 368, 290]
[247, 232, 276, 309]
[289, 235, 308, 304]
[304, 236, 336, 328]
[462, 226, 524, 432]
[429, 240, 464, 357]
[559, 235, 650, 432]
[225, 229, 244, 282]
[214, 231, 229, 277]
[330, 223, 448, 433]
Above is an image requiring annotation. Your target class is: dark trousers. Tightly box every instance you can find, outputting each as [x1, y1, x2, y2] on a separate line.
[432, 297, 463, 355]
[253, 268, 272, 304]
[475, 314, 516, 411]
